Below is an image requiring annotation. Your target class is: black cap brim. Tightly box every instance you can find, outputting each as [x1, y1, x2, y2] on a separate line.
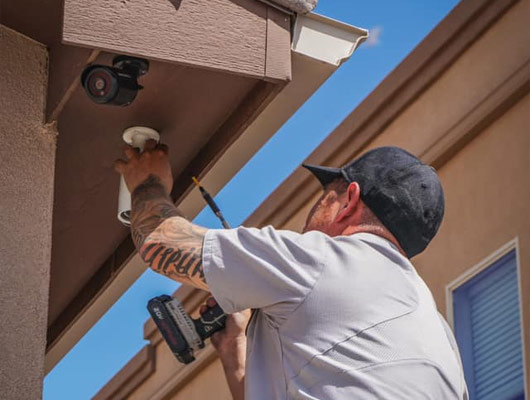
[302, 164, 343, 186]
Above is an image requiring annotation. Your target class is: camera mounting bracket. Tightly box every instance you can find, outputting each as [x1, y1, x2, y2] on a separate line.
[122, 126, 160, 150]
[117, 126, 160, 226]
[112, 56, 149, 77]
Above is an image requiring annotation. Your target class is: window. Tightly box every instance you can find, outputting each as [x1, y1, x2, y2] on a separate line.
[452, 249, 525, 400]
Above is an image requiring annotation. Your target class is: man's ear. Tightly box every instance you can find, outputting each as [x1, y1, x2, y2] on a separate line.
[335, 182, 361, 222]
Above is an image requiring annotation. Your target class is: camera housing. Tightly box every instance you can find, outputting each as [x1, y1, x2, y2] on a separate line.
[81, 56, 149, 106]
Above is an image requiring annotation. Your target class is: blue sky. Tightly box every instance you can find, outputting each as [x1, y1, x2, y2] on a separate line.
[43, 1, 459, 398]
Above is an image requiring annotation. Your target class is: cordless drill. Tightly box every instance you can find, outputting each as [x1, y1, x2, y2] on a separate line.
[147, 295, 226, 364]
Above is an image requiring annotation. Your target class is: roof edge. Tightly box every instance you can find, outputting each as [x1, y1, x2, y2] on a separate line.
[257, 0, 317, 14]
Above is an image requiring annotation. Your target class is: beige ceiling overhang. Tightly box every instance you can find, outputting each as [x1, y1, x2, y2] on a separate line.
[0, 0, 367, 373]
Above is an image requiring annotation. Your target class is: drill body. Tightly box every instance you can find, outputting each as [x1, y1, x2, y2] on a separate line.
[147, 295, 226, 364]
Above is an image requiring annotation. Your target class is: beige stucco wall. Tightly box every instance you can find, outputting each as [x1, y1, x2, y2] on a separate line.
[414, 93, 530, 307]
[168, 359, 232, 400]
[0, 26, 56, 400]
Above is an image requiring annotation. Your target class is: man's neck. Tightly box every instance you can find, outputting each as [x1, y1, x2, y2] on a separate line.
[340, 225, 407, 258]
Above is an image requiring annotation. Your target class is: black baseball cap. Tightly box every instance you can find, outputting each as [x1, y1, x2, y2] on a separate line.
[303, 146, 445, 258]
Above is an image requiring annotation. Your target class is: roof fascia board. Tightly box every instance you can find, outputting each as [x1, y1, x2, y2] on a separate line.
[61, 0, 291, 81]
[262, 0, 316, 15]
[44, 11, 368, 378]
[255, 0, 295, 16]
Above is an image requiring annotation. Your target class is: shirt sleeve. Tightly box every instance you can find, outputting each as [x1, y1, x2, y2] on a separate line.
[202, 225, 326, 322]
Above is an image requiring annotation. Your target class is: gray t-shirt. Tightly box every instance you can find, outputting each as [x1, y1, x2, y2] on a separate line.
[202, 226, 468, 399]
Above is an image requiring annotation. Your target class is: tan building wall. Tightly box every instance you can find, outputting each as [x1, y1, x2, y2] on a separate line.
[0, 26, 57, 400]
[97, 0, 529, 398]
[415, 95, 529, 312]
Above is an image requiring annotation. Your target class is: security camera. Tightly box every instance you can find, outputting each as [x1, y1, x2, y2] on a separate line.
[81, 56, 149, 106]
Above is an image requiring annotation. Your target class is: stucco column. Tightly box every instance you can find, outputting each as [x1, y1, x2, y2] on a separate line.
[0, 25, 57, 400]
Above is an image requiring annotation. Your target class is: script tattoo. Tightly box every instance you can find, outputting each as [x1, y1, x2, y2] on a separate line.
[131, 175, 208, 290]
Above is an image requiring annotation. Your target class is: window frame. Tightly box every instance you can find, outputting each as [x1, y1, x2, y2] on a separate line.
[445, 238, 527, 399]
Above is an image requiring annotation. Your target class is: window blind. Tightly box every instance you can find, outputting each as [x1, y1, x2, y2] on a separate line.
[453, 250, 525, 400]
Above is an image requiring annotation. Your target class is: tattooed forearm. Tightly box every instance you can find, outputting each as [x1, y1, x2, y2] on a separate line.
[139, 219, 207, 289]
[130, 175, 182, 248]
[130, 175, 208, 290]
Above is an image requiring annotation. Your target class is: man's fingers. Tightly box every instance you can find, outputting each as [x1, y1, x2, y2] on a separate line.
[144, 139, 157, 151]
[124, 145, 139, 160]
[114, 159, 127, 174]
[207, 297, 217, 307]
[200, 298, 217, 315]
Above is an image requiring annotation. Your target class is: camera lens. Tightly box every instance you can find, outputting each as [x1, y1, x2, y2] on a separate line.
[82, 66, 119, 104]
[81, 57, 147, 106]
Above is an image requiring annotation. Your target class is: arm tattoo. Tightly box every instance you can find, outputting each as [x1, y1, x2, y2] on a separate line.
[131, 175, 208, 290]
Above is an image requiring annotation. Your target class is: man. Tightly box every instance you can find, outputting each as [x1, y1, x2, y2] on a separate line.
[116, 144, 468, 400]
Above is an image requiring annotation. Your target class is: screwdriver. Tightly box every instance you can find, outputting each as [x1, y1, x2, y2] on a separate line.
[192, 177, 231, 229]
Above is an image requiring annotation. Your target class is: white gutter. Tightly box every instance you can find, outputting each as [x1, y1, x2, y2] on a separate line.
[293, 13, 368, 65]
[44, 13, 368, 374]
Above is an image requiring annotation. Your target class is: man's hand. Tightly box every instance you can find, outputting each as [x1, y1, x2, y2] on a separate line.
[200, 298, 250, 400]
[114, 139, 173, 194]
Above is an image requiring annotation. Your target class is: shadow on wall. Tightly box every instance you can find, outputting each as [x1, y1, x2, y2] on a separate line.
[168, 0, 181, 10]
